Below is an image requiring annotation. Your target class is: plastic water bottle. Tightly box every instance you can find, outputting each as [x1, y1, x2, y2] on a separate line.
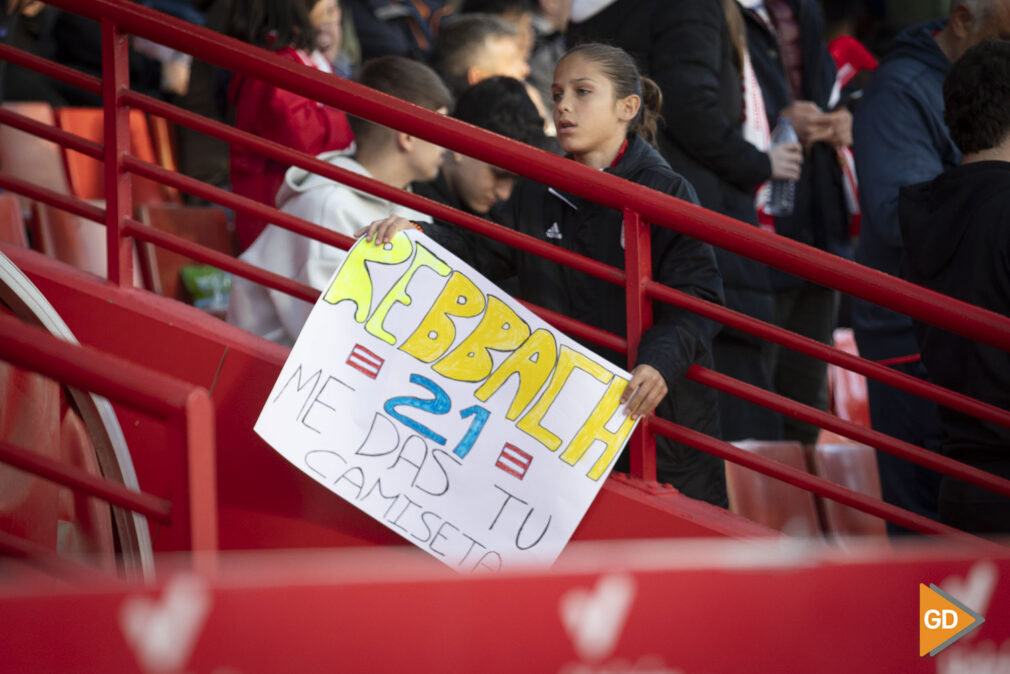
[767, 117, 799, 217]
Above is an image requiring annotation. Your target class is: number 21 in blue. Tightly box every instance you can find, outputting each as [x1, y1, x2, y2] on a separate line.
[383, 373, 489, 459]
[454, 405, 489, 459]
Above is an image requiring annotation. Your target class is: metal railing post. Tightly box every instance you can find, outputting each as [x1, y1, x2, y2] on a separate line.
[185, 389, 219, 574]
[101, 18, 133, 286]
[623, 208, 657, 482]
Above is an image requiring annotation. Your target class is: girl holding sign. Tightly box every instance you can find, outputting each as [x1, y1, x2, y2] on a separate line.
[361, 43, 727, 507]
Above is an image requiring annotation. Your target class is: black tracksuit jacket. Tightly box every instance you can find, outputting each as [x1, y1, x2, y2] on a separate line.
[458, 134, 728, 505]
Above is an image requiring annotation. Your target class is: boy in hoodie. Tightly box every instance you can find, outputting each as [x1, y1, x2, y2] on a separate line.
[852, 0, 1010, 532]
[227, 55, 453, 346]
[899, 40, 1010, 536]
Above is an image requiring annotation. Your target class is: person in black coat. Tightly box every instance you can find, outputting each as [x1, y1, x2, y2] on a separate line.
[899, 40, 1010, 536]
[568, 0, 804, 442]
[740, 0, 852, 444]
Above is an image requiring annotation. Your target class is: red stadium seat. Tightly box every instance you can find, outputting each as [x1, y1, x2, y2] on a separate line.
[827, 328, 870, 428]
[136, 204, 235, 301]
[55, 107, 174, 206]
[147, 114, 182, 202]
[0, 102, 70, 222]
[0, 194, 27, 247]
[812, 442, 888, 541]
[726, 441, 823, 538]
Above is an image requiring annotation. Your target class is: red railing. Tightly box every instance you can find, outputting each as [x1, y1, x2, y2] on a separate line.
[3, 0, 1010, 541]
[0, 313, 218, 572]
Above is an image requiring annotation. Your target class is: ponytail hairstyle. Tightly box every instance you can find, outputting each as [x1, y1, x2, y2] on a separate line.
[561, 43, 663, 148]
[722, 0, 747, 73]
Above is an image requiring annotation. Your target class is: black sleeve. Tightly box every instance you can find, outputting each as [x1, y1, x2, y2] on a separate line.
[635, 175, 724, 383]
[650, 2, 771, 192]
[422, 217, 516, 284]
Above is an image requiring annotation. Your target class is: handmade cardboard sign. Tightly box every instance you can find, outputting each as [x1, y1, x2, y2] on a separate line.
[255, 231, 639, 572]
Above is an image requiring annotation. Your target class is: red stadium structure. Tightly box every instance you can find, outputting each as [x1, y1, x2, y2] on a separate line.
[0, 1, 1008, 671]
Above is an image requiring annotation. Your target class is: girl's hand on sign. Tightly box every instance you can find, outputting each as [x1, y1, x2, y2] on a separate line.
[621, 364, 668, 420]
[355, 216, 421, 245]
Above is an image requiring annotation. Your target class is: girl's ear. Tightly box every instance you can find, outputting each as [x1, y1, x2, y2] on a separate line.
[617, 94, 641, 124]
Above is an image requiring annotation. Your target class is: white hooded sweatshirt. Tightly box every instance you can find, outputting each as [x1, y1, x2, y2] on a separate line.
[227, 151, 430, 347]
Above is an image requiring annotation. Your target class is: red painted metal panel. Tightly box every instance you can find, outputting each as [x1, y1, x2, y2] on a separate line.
[0, 541, 1007, 673]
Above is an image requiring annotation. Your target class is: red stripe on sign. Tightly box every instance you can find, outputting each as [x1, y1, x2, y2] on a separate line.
[346, 344, 384, 379]
[502, 443, 532, 467]
[352, 347, 383, 367]
[346, 360, 379, 378]
[496, 443, 532, 479]
[495, 460, 526, 479]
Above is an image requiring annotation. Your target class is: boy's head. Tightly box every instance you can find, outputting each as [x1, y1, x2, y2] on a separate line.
[461, 0, 536, 55]
[349, 55, 454, 182]
[430, 14, 530, 97]
[944, 40, 1010, 156]
[442, 76, 546, 214]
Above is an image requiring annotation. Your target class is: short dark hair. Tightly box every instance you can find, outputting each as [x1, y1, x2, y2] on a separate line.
[460, 0, 535, 14]
[348, 55, 454, 148]
[430, 13, 518, 96]
[453, 76, 547, 149]
[943, 40, 1010, 155]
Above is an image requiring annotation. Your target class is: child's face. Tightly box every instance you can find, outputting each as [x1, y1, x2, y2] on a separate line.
[310, 0, 341, 54]
[309, 0, 339, 29]
[406, 108, 449, 183]
[446, 154, 517, 215]
[551, 54, 636, 161]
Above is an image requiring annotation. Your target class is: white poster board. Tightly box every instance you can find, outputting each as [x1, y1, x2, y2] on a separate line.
[255, 231, 639, 572]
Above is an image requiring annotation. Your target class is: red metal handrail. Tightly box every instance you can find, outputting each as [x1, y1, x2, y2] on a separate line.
[0, 43, 102, 96]
[47, 0, 1010, 353]
[8, 87, 1006, 441]
[1, 0, 1007, 538]
[648, 416, 999, 546]
[0, 440, 171, 522]
[0, 312, 218, 567]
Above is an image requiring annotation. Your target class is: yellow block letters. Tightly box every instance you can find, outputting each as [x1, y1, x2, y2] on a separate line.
[400, 271, 486, 362]
[364, 242, 451, 345]
[433, 296, 530, 382]
[560, 376, 635, 480]
[474, 328, 558, 420]
[517, 345, 613, 451]
[321, 234, 414, 322]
